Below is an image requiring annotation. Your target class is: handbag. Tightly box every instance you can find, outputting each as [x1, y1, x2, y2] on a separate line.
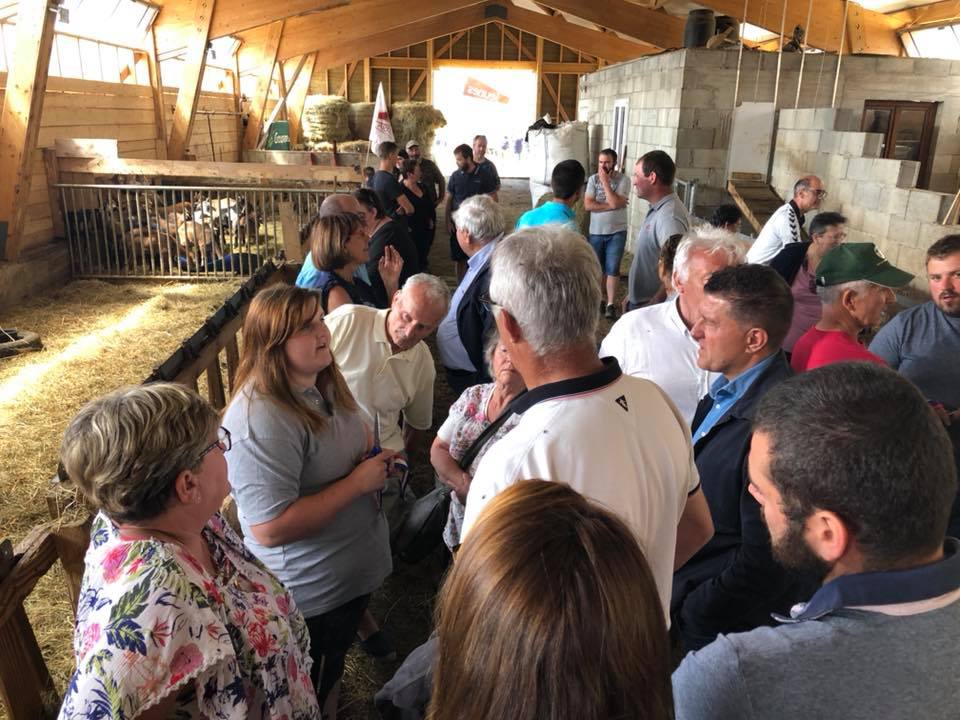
[391, 390, 527, 563]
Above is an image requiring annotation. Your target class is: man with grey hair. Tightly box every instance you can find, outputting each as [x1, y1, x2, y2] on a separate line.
[746, 175, 826, 265]
[791, 242, 913, 372]
[326, 273, 450, 455]
[438, 194, 506, 395]
[601, 226, 746, 425]
[461, 225, 714, 618]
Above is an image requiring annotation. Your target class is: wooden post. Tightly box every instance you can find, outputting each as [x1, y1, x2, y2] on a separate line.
[287, 53, 316, 146]
[166, 0, 216, 160]
[363, 57, 371, 101]
[279, 201, 302, 261]
[426, 38, 434, 104]
[41, 149, 64, 240]
[233, 54, 243, 160]
[0, 0, 57, 261]
[242, 19, 284, 151]
[276, 61, 289, 121]
[144, 29, 169, 159]
[205, 359, 227, 409]
[535, 36, 544, 119]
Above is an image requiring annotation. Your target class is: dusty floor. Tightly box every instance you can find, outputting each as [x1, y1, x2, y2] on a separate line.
[0, 178, 630, 720]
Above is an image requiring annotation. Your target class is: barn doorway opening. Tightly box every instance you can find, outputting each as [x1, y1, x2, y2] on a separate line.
[430, 66, 537, 178]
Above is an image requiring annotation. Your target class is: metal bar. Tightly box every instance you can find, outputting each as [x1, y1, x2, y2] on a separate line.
[61, 187, 77, 276]
[773, 0, 789, 109]
[832, 0, 850, 109]
[155, 187, 168, 275]
[134, 186, 151, 275]
[69, 187, 86, 276]
[734, 0, 749, 107]
[124, 188, 137, 274]
[795, 0, 815, 108]
[55, 183, 360, 193]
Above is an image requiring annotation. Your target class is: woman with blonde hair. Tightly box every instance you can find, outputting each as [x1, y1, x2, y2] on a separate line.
[58, 383, 319, 719]
[223, 283, 395, 718]
[429, 480, 673, 720]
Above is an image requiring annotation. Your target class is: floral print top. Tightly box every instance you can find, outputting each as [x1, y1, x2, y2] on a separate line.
[437, 383, 522, 549]
[58, 511, 320, 720]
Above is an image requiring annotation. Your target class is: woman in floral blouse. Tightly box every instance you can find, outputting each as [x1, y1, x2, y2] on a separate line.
[58, 383, 319, 720]
[430, 332, 526, 551]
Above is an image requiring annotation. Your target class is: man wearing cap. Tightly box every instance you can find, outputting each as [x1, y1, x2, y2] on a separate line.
[405, 141, 445, 208]
[791, 242, 914, 372]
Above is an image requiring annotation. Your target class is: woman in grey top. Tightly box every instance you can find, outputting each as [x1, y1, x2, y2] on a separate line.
[223, 284, 395, 718]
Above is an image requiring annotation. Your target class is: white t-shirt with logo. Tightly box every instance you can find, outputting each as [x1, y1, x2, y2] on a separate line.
[462, 365, 700, 618]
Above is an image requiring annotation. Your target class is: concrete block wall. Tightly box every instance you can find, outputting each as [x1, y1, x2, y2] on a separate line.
[579, 51, 686, 241]
[771, 108, 959, 292]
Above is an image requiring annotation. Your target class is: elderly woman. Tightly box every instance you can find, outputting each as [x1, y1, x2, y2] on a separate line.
[769, 211, 848, 353]
[58, 383, 319, 720]
[354, 187, 420, 307]
[296, 212, 402, 312]
[429, 480, 673, 720]
[431, 332, 525, 551]
[223, 283, 395, 717]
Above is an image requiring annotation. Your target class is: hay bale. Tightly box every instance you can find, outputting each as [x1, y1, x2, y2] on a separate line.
[348, 102, 375, 140]
[302, 94, 351, 145]
[391, 102, 446, 153]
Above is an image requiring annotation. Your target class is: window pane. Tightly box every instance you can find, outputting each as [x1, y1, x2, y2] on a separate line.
[902, 25, 960, 61]
[893, 109, 927, 161]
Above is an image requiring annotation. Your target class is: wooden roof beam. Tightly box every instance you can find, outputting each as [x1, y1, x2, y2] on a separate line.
[535, 0, 683, 49]
[242, 4, 492, 69]
[153, 0, 346, 51]
[694, 0, 902, 55]
[888, 0, 960, 32]
[236, 0, 487, 65]
[501, 3, 657, 60]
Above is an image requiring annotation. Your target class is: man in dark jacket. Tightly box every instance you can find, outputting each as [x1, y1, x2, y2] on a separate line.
[436, 194, 505, 395]
[672, 264, 816, 652]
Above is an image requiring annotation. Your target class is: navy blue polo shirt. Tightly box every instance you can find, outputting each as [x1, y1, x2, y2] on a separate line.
[447, 166, 494, 211]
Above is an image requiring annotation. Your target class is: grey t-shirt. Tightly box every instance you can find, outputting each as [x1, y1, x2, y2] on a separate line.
[586, 171, 631, 235]
[673, 601, 960, 719]
[869, 301, 960, 410]
[223, 384, 391, 618]
[627, 193, 690, 306]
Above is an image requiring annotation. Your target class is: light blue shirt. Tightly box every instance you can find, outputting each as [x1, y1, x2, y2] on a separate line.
[436, 240, 497, 371]
[693, 353, 777, 442]
[295, 251, 321, 287]
[515, 201, 577, 231]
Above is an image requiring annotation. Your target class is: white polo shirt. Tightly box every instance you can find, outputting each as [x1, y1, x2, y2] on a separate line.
[325, 305, 435, 451]
[462, 359, 700, 618]
[599, 298, 717, 427]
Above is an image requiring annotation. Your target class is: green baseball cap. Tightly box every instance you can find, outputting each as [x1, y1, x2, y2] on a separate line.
[815, 242, 914, 288]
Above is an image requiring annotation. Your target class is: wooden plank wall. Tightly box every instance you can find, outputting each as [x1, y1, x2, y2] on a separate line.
[161, 89, 241, 162]
[0, 73, 240, 256]
[306, 23, 584, 121]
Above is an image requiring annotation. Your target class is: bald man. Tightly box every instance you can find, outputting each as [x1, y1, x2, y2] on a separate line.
[746, 176, 826, 265]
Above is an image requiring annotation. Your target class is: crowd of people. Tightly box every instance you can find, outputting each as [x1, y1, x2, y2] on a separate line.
[55, 138, 960, 720]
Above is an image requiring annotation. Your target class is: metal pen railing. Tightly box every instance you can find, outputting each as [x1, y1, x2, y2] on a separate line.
[56, 183, 331, 280]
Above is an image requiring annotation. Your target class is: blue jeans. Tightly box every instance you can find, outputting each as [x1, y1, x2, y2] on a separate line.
[588, 230, 627, 277]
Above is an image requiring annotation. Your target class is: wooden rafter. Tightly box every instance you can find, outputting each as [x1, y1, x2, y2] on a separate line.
[535, 0, 684, 50]
[696, 0, 901, 55]
[153, 0, 347, 50]
[890, 0, 960, 32]
[0, 0, 56, 261]
[241, 19, 283, 151]
[339, 60, 360, 97]
[435, 30, 469, 57]
[540, 73, 569, 121]
[286, 53, 316, 145]
[499, 23, 536, 60]
[410, 70, 428, 99]
[499, 4, 656, 60]
[167, 0, 215, 160]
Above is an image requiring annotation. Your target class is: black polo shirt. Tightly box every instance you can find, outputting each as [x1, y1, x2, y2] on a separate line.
[447, 166, 494, 211]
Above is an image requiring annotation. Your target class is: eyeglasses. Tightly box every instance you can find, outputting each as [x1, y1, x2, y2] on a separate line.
[197, 426, 231, 463]
[810, 189, 828, 198]
[478, 292, 503, 315]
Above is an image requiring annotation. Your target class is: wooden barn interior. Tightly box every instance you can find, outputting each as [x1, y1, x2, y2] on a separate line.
[1, 0, 960, 718]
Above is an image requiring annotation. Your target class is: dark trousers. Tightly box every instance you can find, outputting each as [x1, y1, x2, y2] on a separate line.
[305, 593, 371, 706]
